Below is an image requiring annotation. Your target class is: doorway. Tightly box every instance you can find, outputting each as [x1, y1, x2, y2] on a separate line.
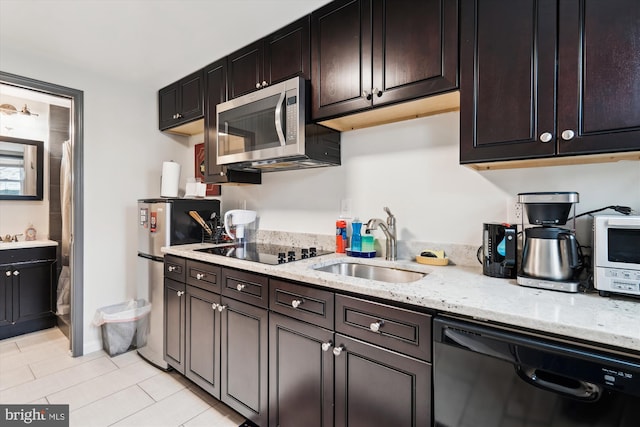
[0, 71, 84, 357]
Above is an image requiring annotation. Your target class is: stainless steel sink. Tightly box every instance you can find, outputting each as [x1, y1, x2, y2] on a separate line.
[314, 262, 426, 283]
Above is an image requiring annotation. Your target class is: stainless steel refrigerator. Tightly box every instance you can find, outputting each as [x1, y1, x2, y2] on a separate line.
[137, 198, 220, 369]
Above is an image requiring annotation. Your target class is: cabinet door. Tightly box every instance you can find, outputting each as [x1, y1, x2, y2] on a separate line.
[178, 70, 205, 123]
[557, 0, 640, 155]
[459, 0, 557, 163]
[185, 285, 221, 398]
[334, 334, 432, 427]
[0, 269, 12, 326]
[164, 278, 185, 373]
[266, 16, 311, 85]
[372, 0, 458, 107]
[220, 296, 268, 427]
[269, 313, 334, 427]
[159, 84, 179, 130]
[228, 41, 264, 99]
[311, 0, 372, 120]
[203, 59, 227, 183]
[12, 260, 54, 324]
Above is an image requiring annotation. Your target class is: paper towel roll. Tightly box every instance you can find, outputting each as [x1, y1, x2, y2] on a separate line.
[160, 161, 181, 197]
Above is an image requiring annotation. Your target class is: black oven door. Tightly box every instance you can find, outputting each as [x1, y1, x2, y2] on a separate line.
[434, 317, 640, 427]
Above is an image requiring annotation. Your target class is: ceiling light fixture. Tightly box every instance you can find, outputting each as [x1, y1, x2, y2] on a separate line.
[0, 103, 39, 117]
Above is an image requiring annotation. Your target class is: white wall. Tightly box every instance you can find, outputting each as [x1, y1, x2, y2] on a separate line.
[222, 112, 640, 247]
[0, 95, 50, 238]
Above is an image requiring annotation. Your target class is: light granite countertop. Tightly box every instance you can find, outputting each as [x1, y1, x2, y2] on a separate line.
[0, 240, 58, 250]
[164, 242, 640, 355]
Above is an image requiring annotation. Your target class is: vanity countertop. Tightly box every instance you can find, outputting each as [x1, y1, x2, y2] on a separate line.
[164, 243, 640, 355]
[0, 240, 58, 250]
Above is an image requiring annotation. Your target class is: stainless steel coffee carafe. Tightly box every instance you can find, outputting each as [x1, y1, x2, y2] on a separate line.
[521, 227, 580, 281]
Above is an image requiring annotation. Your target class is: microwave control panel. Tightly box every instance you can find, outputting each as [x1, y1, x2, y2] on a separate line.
[286, 95, 297, 141]
[595, 267, 640, 296]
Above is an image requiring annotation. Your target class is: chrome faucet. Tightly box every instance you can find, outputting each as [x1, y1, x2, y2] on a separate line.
[366, 207, 397, 261]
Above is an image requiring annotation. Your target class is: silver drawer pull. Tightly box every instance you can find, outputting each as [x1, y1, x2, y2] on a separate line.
[561, 129, 575, 140]
[291, 299, 302, 309]
[211, 303, 218, 310]
[176, 291, 184, 297]
[217, 304, 227, 312]
[196, 273, 205, 280]
[332, 345, 345, 357]
[13, 270, 19, 276]
[168, 266, 176, 272]
[5, 271, 11, 277]
[369, 320, 384, 333]
[321, 341, 333, 352]
[236, 284, 246, 292]
[539, 132, 552, 143]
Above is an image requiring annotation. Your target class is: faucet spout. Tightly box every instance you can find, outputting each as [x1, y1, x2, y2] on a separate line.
[366, 207, 397, 261]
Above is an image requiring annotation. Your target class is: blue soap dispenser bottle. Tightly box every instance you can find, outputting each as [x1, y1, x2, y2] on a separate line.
[351, 219, 362, 252]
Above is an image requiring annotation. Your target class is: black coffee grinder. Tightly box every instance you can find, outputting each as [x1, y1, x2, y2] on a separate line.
[480, 223, 518, 278]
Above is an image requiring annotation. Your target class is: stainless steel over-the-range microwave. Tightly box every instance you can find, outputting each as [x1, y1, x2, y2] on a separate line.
[593, 214, 640, 297]
[216, 76, 340, 172]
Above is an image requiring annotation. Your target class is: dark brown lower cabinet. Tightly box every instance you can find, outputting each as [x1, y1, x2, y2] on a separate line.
[164, 278, 185, 373]
[334, 334, 432, 427]
[269, 312, 334, 427]
[185, 285, 221, 398]
[0, 247, 57, 340]
[220, 296, 269, 427]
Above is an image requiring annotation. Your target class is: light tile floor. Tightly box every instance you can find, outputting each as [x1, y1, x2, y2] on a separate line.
[0, 327, 245, 427]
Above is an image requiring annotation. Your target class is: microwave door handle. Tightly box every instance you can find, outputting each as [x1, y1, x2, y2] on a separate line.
[274, 91, 286, 146]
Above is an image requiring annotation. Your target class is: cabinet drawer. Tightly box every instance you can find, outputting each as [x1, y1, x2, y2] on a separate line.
[221, 268, 269, 308]
[164, 255, 186, 282]
[335, 295, 431, 362]
[186, 260, 221, 293]
[269, 279, 334, 330]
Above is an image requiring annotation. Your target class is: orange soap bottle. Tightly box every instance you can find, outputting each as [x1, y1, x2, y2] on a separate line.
[336, 220, 347, 253]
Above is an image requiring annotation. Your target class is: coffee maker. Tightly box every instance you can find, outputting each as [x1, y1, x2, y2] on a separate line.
[517, 192, 582, 292]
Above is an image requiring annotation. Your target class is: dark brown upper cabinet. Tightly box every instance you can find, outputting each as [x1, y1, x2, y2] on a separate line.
[460, 0, 640, 166]
[228, 16, 311, 99]
[158, 69, 205, 133]
[311, 0, 459, 121]
[203, 59, 261, 185]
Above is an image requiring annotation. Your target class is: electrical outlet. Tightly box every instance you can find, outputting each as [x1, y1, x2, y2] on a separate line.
[340, 198, 352, 218]
[514, 201, 522, 221]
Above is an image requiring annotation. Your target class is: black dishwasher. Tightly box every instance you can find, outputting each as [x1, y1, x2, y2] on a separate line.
[433, 316, 640, 427]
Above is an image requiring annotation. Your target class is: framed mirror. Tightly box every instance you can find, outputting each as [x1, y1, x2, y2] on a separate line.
[0, 136, 44, 200]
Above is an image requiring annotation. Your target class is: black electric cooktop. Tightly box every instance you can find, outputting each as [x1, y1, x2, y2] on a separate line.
[196, 242, 331, 265]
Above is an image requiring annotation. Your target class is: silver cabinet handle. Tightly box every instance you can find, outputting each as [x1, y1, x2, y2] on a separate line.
[211, 303, 218, 310]
[236, 284, 246, 292]
[262, 81, 268, 88]
[321, 341, 333, 352]
[333, 345, 345, 356]
[217, 304, 227, 312]
[291, 299, 302, 309]
[196, 273, 205, 280]
[168, 266, 176, 272]
[373, 87, 382, 97]
[256, 82, 261, 89]
[539, 132, 553, 143]
[561, 129, 575, 140]
[13, 270, 19, 276]
[176, 290, 184, 296]
[362, 90, 372, 100]
[5, 271, 11, 277]
[369, 320, 384, 333]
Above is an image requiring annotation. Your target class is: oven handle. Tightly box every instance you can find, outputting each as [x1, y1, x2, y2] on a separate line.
[274, 90, 286, 147]
[516, 365, 601, 402]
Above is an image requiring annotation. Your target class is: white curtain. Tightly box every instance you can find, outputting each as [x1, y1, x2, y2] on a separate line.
[57, 139, 72, 315]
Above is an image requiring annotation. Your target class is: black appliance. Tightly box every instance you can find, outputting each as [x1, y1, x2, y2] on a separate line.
[480, 222, 517, 278]
[196, 242, 331, 265]
[434, 316, 640, 427]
